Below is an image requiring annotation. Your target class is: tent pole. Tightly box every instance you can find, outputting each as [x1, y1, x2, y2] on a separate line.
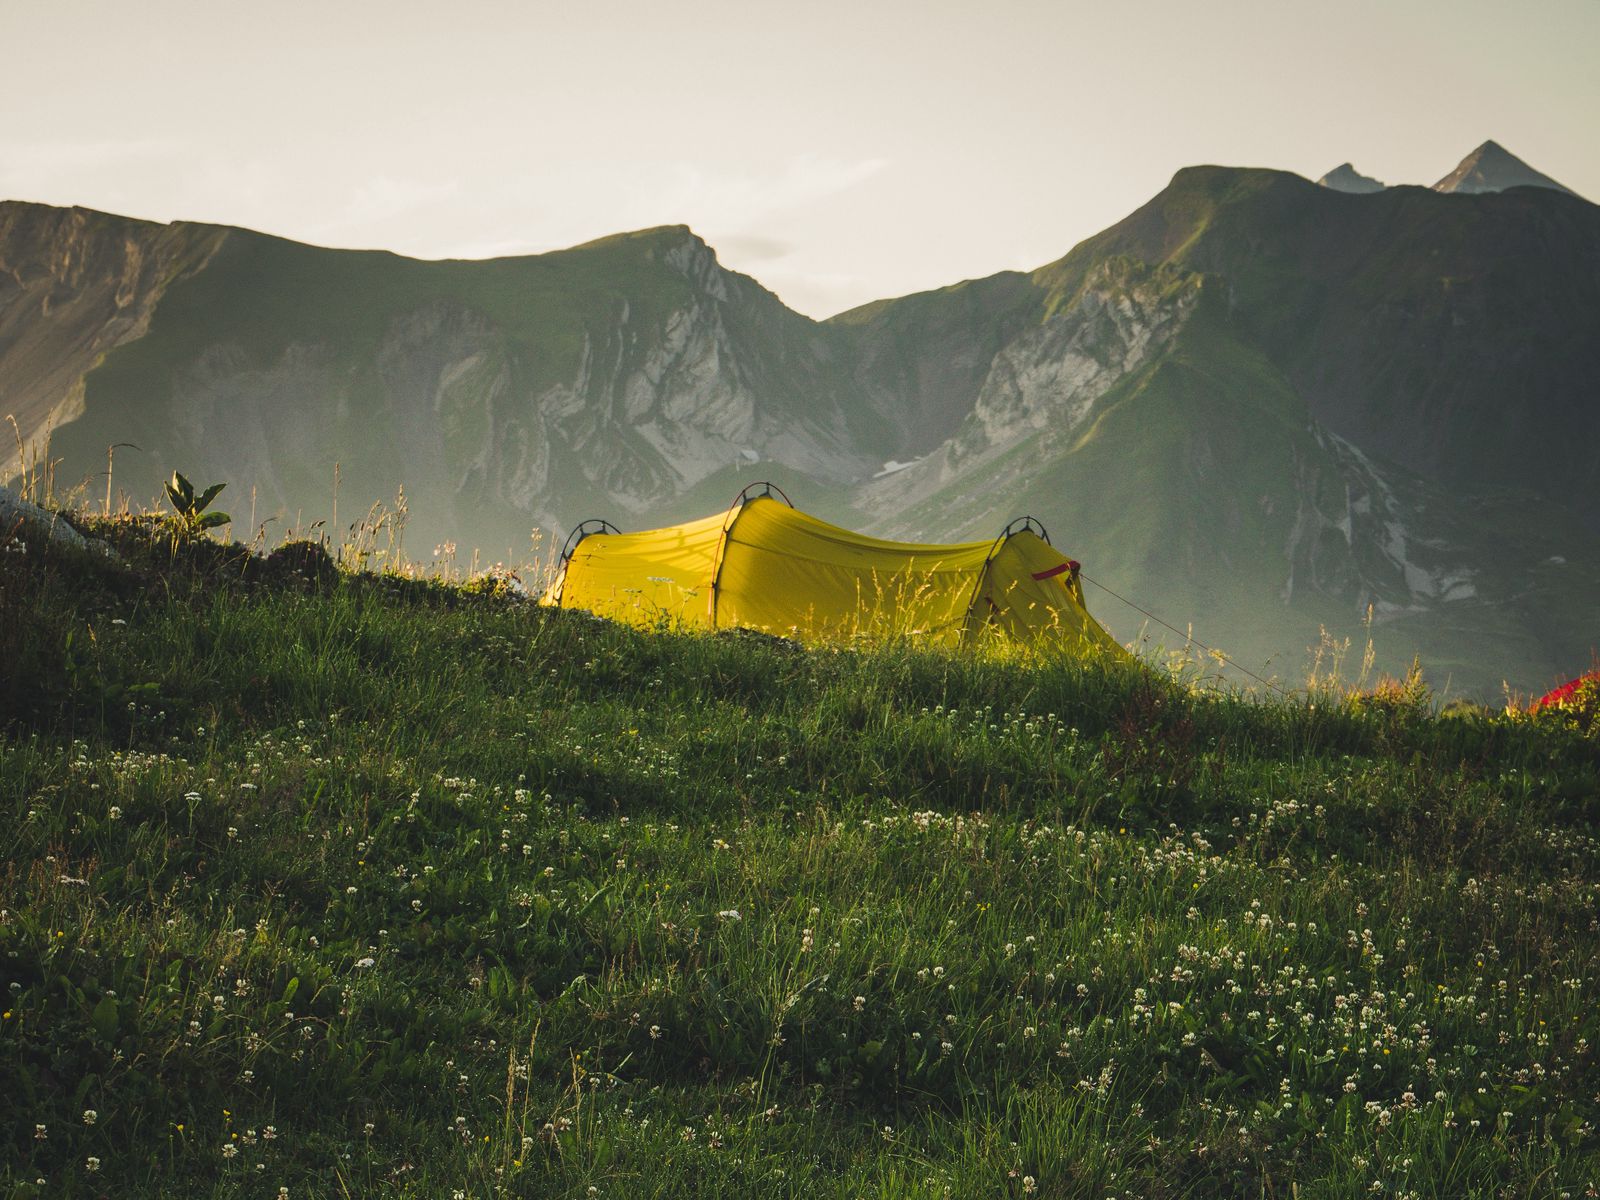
[959, 530, 1012, 647]
[707, 491, 763, 629]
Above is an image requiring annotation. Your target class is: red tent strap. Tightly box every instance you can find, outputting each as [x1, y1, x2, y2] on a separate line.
[1031, 561, 1079, 582]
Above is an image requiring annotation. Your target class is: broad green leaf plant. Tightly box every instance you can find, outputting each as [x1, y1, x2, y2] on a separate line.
[163, 470, 231, 538]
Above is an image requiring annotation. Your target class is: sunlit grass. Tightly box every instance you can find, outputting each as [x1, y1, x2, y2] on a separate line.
[1, 518, 1597, 1198]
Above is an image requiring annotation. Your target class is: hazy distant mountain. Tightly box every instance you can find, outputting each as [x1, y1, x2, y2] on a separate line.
[5, 164, 1600, 695]
[842, 166, 1600, 692]
[1433, 140, 1577, 197]
[0, 204, 227, 455]
[1, 208, 881, 553]
[1316, 163, 1386, 194]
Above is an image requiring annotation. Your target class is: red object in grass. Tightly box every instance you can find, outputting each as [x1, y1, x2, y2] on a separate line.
[1533, 671, 1600, 710]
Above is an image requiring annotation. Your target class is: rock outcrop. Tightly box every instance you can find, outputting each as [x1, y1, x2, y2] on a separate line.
[0, 203, 226, 457]
[1433, 140, 1578, 197]
[0, 484, 116, 560]
[4, 163, 1599, 695]
[1316, 163, 1386, 194]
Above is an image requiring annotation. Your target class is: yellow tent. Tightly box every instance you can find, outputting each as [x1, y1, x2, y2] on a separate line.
[541, 486, 1123, 656]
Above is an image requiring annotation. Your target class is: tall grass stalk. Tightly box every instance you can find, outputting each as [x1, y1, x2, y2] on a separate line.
[0, 514, 1595, 1198]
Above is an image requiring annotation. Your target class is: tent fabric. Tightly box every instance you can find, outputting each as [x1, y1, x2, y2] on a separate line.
[543, 495, 1123, 656]
[1534, 671, 1599, 710]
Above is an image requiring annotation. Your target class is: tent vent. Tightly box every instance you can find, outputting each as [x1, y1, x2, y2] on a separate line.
[558, 519, 622, 565]
[998, 515, 1051, 545]
[733, 481, 794, 508]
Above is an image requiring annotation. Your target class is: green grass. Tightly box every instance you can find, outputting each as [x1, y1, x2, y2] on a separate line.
[2, 518, 1598, 1198]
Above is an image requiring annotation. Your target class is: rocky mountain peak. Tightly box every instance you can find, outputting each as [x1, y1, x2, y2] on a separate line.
[1316, 163, 1386, 194]
[1433, 140, 1577, 197]
[576, 224, 733, 301]
[8, 171, 1600, 697]
[660, 230, 730, 298]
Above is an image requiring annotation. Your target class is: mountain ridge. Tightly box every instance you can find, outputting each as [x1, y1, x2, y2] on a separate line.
[4, 158, 1598, 696]
[9, 203, 884, 545]
[1317, 163, 1386, 193]
[1309, 141, 1584, 200]
[1433, 139, 1577, 196]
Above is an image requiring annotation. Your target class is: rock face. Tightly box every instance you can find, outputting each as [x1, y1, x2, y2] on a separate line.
[1031, 167, 1600, 530]
[841, 165, 1600, 692]
[8, 218, 880, 554]
[1316, 163, 1386, 194]
[862, 261, 1200, 514]
[3, 168, 1599, 695]
[0, 203, 226, 448]
[1433, 140, 1578, 197]
[0, 484, 116, 560]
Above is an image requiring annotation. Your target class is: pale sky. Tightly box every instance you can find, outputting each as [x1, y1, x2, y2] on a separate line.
[3, 0, 1596, 318]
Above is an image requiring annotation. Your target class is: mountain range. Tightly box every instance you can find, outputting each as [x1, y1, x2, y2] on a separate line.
[3, 142, 1597, 697]
[1317, 139, 1580, 197]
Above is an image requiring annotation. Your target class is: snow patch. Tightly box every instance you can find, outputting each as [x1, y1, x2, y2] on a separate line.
[873, 457, 924, 478]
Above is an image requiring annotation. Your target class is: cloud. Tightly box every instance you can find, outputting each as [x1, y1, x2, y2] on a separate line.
[655, 153, 889, 229]
[305, 175, 464, 239]
[0, 138, 187, 195]
[713, 234, 794, 264]
[743, 260, 878, 320]
[416, 153, 886, 257]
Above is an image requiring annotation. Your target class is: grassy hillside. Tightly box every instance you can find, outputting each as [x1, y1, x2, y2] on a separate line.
[865, 289, 1600, 699]
[26, 212, 876, 559]
[853, 191, 1600, 698]
[1025, 168, 1600, 525]
[2, 516, 1597, 1198]
[0, 202, 228, 448]
[11, 179, 1600, 702]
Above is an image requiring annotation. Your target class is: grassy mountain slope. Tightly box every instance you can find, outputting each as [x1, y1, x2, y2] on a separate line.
[829, 270, 1044, 456]
[2, 521, 1598, 1197]
[1025, 168, 1600, 525]
[0, 202, 227, 448]
[844, 174, 1600, 696]
[19, 210, 877, 557]
[6, 169, 1600, 697]
[866, 290, 1600, 695]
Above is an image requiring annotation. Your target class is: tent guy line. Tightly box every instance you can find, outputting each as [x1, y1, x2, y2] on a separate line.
[543, 480, 1284, 691]
[1078, 573, 1290, 697]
